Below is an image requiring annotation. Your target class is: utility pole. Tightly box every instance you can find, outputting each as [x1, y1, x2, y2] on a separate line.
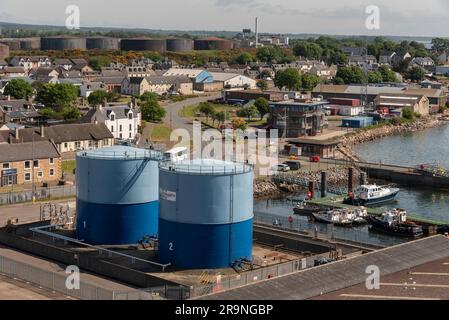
[32, 131, 35, 204]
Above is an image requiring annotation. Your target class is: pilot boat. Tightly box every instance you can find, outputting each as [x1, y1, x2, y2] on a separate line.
[368, 209, 423, 238]
[344, 184, 400, 206]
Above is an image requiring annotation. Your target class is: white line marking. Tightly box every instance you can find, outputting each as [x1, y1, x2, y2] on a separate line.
[410, 272, 449, 276]
[381, 283, 449, 289]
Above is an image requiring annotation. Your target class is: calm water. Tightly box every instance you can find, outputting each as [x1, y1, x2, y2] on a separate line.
[353, 124, 449, 223]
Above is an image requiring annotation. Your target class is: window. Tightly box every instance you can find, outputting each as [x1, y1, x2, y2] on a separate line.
[75, 141, 81, 149]
[24, 161, 31, 169]
[49, 158, 54, 165]
[111, 125, 114, 133]
[119, 125, 122, 132]
[110, 114, 115, 121]
[33, 160, 39, 168]
[49, 169, 54, 176]
[119, 133, 122, 139]
[37, 171, 43, 178]
[64, 143, 68, 149]
[129, 124, 132, 131]
[2, 163, 10, 169]
[24, 173, 31, 182]
[129, 132, 132, 138]
[128, 113, 133, 120]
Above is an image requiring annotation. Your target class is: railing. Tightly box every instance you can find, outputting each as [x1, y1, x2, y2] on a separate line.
[77, 149, 163, 161]
[159, 160, 253, 175]
[0, 185, 76, 205]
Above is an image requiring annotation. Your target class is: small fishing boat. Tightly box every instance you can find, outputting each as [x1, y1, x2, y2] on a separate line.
[368, 209, 423, 238]
[344, 184, 400, 206]
[293, 201, 322, 215]
[312, 209, 353, 227]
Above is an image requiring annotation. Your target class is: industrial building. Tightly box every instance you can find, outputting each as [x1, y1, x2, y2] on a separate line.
[374, 94, 430, 117]
[0, 39, 21, 51]
[158, 159, 254, 269]
[19, 38, 41, 50]
[76, 146, 163, 245]
[86, 37, 120, 50]
[166, 38, 194, 52]
[194, 37, 233, 51]
[41, 36, 87, 51]
[268, 101, 327, 138]
[0, 44, 10, 60]
[120, 38, 166, 52]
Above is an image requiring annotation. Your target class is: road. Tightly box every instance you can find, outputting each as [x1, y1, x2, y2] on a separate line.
[162, 93, 222, 133]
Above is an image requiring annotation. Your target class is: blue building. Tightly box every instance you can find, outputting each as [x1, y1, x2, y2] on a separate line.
[158, 159, 254, 269]
[76, 146, 162, 245]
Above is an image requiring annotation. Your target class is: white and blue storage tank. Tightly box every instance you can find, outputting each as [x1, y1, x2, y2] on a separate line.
[158, 159, 254, 269]
[76, 146, 162, 245]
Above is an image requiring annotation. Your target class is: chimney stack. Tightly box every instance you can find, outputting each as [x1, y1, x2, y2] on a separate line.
[15, 127, 19, 141]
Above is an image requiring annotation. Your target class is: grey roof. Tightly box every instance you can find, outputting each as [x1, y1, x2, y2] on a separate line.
[146, 75, 191, 85]
[14, 123, 113, 144]
[0, 140, 60, 162]
[53, 58, 73, 66]
[199, 236, 449, 300]
[101, 69, 125, 77]
[96, 76, 125, 85]
[0, 99, 40, 120]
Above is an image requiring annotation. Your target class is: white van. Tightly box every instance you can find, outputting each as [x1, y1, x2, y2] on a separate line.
[164, 147, 188, 163]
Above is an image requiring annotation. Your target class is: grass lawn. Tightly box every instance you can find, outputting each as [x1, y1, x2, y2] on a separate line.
[179, 103, 240, 118]
[150, 124, 172, 141]
[62, 160, 76, 175]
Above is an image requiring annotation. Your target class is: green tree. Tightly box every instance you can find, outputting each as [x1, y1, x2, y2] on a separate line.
[335, 66, 364, 84]
[368, 71, 383, 83]
[254, 97, 270, 120]
[36, 83, 79, 112]
[63, 106, 82, 121]
[406, 66, 425, 82]
[402, 107, 414, 120]
[235, 52, 254, 65]
[237, 105, 258, 121]
[3, 79, 35, 99]
[215, 111, 228, 126]
[256, 80, 268, 91]
[140, 92, 159, 103]
[89, 56, 111, 71]
[87, 90, 109, 106]
[431, 38, 449, 53]
[198, 102, 215, 123]
[141, 99, 166, 122]
[301, 73, 321, 90]
[333, 77, 345, 85]
[378, 65, 398, 82]
[275, 68, 302, 91]
[293, 42, 323, 60]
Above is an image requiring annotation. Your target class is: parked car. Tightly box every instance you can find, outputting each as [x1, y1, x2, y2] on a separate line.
[314, 257, 334, 267]
[271, 164, 291, 172]
[283, 160, 301, 171]
[310, 156, 321, 163]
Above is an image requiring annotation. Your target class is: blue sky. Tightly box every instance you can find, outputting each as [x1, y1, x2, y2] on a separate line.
[1, 0, 449, 37]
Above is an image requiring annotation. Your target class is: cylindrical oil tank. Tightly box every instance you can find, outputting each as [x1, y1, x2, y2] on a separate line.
[120, 38, 166, 52]
[86, 37, 120, 50]
[166, 38, 194, 52]
[20, 37, 41, 50]
[0, 44, 10, 60]
[194, 37, 233, 51]
[0, 39, 20, 51]
[41, 36, 86, 51]
[76, 146, 162, 245]
[159, 159, 254, 269]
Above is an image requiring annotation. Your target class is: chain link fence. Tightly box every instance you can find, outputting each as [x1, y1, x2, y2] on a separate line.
[0, 185, 76, 205]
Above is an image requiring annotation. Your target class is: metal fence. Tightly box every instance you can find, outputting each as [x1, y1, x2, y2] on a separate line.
[0, 185, 76, 205]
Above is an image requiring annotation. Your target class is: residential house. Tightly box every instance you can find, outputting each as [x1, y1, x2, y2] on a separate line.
[410, 57, 435, 70]
[53, 58, 74, 71]
[0, 98, 40, 124]
[121, 76, 193, 96]
[80, 81, 107, 98]
[348, 55, 378, 70]
[392, 51, 412, 66]
[163, 68, 214, 84]
[10, 123, 114, 153]
[9, 56, 51, 72]
[437, 52, 449, 65]
[379, 51, 396, 65]
[31, 67, 59, 82]
[0, 67, 27, 77]
[81, 103, 141, 140]
[0, 139, 62, 187]
[341, 47, 365, 56]
[309, 64, 337, 80]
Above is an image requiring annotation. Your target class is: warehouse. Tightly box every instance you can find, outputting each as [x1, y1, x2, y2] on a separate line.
[209, 72, 257, 90]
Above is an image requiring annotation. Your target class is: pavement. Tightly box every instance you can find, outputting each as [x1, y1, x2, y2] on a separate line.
[0, 202, 46, 226]
[0, 274, 70, 300]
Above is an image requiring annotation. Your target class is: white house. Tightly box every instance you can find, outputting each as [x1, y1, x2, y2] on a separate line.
[9, 56, 52, 72]
[80, 81, 107, 98]
[82, 103, 141, 141]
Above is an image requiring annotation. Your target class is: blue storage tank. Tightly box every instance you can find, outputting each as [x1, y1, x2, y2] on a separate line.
[158, 159, 254, 269]
[342, 116, 374, 129]
[76, 146, 162, 245]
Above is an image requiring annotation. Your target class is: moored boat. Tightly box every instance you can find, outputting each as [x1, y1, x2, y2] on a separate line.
[312, 209, 354, 227]
[368, 209, 423, 238]
[344, 184, 400, 206]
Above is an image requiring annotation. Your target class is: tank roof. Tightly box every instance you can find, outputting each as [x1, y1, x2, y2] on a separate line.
[160, 158, 252, 175]
[77, 146, 162, 160]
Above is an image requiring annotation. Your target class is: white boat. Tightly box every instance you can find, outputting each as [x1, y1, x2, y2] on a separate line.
[312, 209, 353, 227]
[344, 184, 400, 206]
